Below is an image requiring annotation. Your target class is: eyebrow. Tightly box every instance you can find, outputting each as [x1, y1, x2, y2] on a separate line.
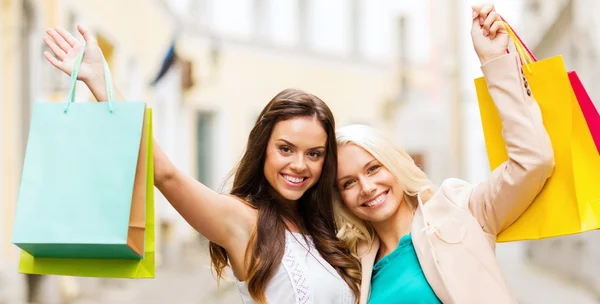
[277, 139, 326, 150]
[337, 158, 377, 182]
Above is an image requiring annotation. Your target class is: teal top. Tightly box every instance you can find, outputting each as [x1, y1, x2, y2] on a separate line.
[368, 233, 442, 304]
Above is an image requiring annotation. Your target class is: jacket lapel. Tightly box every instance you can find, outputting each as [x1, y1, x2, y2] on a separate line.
[412, 193, 455, 303]
[358, 237, 379, 304]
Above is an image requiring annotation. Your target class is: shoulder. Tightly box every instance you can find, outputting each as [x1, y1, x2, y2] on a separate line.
[426, 178, 475, 210]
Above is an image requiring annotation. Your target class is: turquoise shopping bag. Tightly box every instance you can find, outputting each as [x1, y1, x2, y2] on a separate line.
[12, 44, 147, 260]
[17, 109, 155, 278]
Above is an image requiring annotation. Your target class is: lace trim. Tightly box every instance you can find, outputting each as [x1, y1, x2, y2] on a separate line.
[282, 234, 313, 304]
[284, 231, 355, 304]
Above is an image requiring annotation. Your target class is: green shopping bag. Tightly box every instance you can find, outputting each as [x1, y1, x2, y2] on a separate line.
[13, 44, 155, 278]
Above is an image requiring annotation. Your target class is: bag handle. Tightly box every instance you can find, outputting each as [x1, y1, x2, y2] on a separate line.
[499, 15, 537, 62]
[498, 16, 536, 74]
[64, 42, 115, 114]
[502, 21, 534, 70]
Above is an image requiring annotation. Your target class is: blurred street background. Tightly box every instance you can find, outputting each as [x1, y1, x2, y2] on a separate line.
[2, 0, 600, 303]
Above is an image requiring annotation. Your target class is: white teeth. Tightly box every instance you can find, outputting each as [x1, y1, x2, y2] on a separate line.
[284, 175, 304, 183]
[365, 193, 387, 207]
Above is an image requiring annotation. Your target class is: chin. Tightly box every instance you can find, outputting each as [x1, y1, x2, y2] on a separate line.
[283, 194, 303, 201]
[363, 209, 394, 223]
[279, 189, 305, 201]
[278, 183, 317, 202]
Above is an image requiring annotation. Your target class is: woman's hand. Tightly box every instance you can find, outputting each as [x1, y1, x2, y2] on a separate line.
[43, 25, 105, 84]
[471, 3, 509, 65]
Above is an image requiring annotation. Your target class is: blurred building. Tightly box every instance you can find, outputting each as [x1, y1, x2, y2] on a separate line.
[1, 0, 174, 302]
[389, 0, 469, 185]
[4, 0, 598, 303]
[519, 0, 600, 297]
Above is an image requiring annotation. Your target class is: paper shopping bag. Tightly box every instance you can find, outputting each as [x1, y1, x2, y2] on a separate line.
[17, 109, 155, 278]
[475, 22, 600, 242]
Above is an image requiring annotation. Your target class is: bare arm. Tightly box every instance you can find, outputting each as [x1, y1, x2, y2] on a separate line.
[43, 25, 256, 250]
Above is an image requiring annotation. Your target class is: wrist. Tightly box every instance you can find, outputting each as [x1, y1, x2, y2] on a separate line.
[83, 73, 108, 101]
[82, 71, 103, 88]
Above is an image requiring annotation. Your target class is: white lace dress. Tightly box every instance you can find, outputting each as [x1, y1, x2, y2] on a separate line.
[235, 230, 355, 304]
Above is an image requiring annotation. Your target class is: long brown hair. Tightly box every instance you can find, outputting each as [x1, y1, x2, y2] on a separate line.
[209, 88, 361, 303]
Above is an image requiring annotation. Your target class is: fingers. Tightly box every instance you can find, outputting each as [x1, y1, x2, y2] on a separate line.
[46, 28, 72, 54]
[43, 35, 66, 60]
[55, 27, 79, 47]
[43, 51, 67, 73]
[77, 24, 97, 44]
[472, 3, 494, 24]
[477, 3, 495, 24]
[472, 3, 501, 37]
[482, 11, 498, 36]
[488, 20, 505, 39]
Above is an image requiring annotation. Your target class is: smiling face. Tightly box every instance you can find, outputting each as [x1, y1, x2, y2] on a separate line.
[263, 116, 327, 203]
[336, 144, 405, 223]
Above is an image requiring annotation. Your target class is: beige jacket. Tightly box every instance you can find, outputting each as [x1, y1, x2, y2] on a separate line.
[358, 53, 555, 304]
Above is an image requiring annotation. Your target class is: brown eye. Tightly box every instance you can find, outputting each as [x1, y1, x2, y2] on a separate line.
[342, 179, 355, 189]
[308, 151, 322, 159]
[279, 146, 292, 153]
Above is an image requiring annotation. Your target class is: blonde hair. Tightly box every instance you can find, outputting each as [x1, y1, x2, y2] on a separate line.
[334, 124, 436, 257]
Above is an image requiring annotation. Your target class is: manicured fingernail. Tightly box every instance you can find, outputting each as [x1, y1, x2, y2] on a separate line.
[483, 29, 489, 36]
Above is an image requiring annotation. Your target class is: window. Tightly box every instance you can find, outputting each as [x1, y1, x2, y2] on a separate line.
[397, 16, 408, 62]
[267, 0, 299, 46]
[349, 0, 362, 56]
[212, 0, 254, 38]
[189, 0, 213, 28]
[308, 0, 351, 55]
[196, 112, 216, 189]
[397, 15, 408, 94]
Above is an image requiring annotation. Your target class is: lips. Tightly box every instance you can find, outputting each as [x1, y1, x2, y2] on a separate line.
[281, 173, 308, 187]
[362, 190, 388, 208]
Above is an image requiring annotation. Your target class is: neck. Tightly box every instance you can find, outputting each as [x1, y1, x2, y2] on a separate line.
[372, 195, 414, 258]
[268, 186, 302, 231]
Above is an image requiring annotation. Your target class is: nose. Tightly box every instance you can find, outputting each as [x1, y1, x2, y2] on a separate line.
[289, 155, 307, 173]
[359, 177, 376, 197]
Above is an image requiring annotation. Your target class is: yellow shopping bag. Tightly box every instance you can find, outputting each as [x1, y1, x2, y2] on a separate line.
[475, 22, 600, 242]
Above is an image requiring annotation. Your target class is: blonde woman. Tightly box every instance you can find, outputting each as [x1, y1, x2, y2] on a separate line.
[334, 4, 554, 304]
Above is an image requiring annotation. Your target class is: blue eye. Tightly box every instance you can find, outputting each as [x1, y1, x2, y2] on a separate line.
[367, 165, 380, 174]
